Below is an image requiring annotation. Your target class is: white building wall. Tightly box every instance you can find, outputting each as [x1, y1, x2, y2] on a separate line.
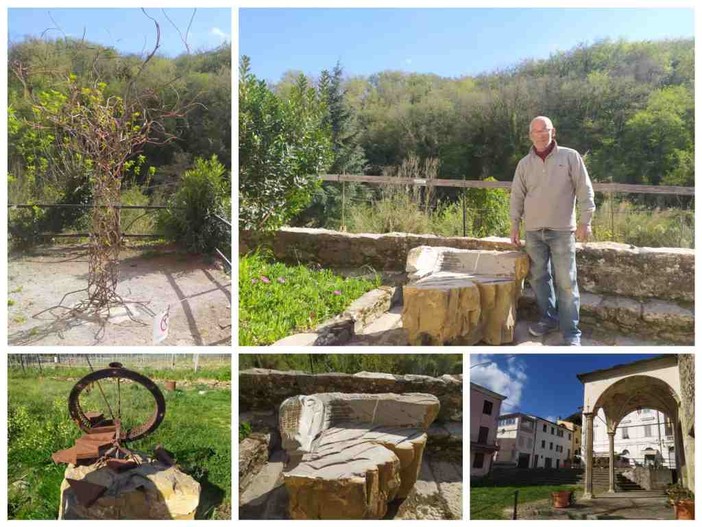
[592, 408, 675, 467]
[496, 414, 571, 469]
[532, 418, 572, 468]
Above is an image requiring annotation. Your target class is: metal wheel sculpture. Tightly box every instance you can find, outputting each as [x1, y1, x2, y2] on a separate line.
[68, 362, 166, 442]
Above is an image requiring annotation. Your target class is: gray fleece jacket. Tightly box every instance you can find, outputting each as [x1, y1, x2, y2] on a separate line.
[510, 142, 595, 232]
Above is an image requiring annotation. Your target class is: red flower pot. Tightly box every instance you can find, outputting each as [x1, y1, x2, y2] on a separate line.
[674, 499, 694, 520]
[552, 490, 572, 508]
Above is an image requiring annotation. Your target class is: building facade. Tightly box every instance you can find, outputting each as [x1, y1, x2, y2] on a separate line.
[495, 413, 573, 469]
[592, 407, 675, 467]
[470, 382, 506, 478]
[558, 419, 582, 466]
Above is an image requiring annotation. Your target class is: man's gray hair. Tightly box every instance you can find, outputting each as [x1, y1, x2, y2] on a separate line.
[529, 116, 554, 131]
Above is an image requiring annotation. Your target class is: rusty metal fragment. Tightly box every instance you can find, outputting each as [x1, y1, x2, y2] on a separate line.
[52, 429, 117, 465]
[84, 411, 106, 426]
[66, 478, 107, 507]
[105, 458, 139, 472]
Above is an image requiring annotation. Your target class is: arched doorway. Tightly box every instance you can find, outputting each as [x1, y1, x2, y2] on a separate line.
[577, 356, 692, 499]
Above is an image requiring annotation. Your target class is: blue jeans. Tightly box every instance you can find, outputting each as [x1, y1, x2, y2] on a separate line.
[525, 229, 581, 342]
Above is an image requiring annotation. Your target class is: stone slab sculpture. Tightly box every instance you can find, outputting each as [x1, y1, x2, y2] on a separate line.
[402, 246, 529, 345]
[279, 392, 440, 519]
[58, 453, 200, 520]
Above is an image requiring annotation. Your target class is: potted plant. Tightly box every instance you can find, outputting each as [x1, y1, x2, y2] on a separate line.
[551, 489, 574, 508]
[666, 483, 694, 520]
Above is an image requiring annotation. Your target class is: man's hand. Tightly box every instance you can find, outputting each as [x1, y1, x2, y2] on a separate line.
[510, 226, 521, 248]
[576, 224, 592, 242]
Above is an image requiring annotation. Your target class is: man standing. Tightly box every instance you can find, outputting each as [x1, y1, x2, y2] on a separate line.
[510, 116, 595, 346]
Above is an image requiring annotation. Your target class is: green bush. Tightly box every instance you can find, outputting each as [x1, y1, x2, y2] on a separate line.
[346, 193, 432, 234]
[239, 56, 332, 231]
[158, 155, 230, 253]
[592, 198, 694, 248]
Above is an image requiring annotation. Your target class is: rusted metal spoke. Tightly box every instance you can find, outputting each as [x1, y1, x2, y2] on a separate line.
[117, 377, 122, 423]
[86, 356, 116, 422]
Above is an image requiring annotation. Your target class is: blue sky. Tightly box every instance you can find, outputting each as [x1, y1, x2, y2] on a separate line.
[9, 8, 231, 57]
[470, 354, 663, 423]
[240, 8, 694, 83]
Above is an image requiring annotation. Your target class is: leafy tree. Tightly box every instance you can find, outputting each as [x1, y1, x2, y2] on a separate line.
[239, 56, 332, 230]
[620, 86, 693, 186]
[293, 62, 367, 227]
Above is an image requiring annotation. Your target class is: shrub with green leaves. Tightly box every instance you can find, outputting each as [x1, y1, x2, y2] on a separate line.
[239, 56, 332, 231]
[158, 155, 230, 253]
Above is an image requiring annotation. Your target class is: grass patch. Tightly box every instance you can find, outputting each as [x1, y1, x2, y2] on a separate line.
[8, 374, 231, 520]
[471, 484, 579, 519]
[239, 251, 381, 345]
[7, 365, 231, 382]
[239, 421, 252, 442]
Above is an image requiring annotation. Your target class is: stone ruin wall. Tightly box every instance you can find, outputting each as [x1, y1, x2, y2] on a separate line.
[239, 368, 462, 423]
[241, 227, 694, 303]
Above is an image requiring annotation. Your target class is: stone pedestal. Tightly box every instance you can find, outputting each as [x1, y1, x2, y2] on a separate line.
[402, 246, 529, 345]
[59, 456, 200, 520]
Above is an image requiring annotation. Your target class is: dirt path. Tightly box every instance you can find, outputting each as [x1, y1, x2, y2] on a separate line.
[8, 245, 231, 346]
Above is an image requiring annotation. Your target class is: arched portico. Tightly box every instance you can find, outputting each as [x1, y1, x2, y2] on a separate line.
[577, 355, 692, 499]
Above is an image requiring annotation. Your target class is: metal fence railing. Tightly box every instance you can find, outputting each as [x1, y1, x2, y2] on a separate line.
[9, 203, 173, 238]
[8, 353, 231, 372]
[213, 213, 231, 269]
[9, 203, 233, 268]
[311, 177, 694, 248]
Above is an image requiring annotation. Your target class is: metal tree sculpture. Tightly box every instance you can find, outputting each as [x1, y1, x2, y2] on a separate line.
[36, 80, 155, 310]
[17, 14, 193, 316]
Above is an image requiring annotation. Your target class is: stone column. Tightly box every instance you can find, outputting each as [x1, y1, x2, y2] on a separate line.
[583, 412, 594, 499]
[673, 417, 686, 486]
[607, 430, 616, 493]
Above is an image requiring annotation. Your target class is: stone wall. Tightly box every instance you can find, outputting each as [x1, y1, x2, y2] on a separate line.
[239, 368, 462, 423]
[241, 228, 694, 303]
[678, 354, 695, 492]
[622, 466, 673, 490]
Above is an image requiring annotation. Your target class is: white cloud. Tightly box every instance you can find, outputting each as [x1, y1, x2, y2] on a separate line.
[404, 58, 413, 65]
[470, 355, 527, 411]
[210, 27, 230, 41]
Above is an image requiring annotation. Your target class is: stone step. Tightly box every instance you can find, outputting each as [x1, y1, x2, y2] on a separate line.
[239, 450, 288, 519]
[393, 455, 463, 519]
[519, 289, 693, 345]
[592, 490, 667, 498]
[358, 303, 402, 335]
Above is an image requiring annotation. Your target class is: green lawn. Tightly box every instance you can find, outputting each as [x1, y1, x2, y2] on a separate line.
[239, 251, 380, 345]
[471, 484, 579, 519]
[8, 374, 231, 520]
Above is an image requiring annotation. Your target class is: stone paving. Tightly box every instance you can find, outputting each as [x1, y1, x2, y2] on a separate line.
[511, 493, 675, 520]
[347, 310, 664, 346]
